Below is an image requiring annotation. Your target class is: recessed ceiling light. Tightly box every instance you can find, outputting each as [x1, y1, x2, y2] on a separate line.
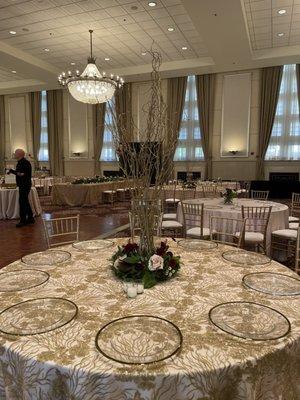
[148, 1, 157, 6]
[277, 32, 285, 37]
[11, 70, 16, 74]
[141, 51, 147, 55]
[70, 62, 75, 65]
[104, 57, 110, 61]
[182, 46, 188, 50]
[167, 26, 175, 32]
[278, 9, 287, 15]
[43, 48, 50, 52]
[9, 30, 16, 35]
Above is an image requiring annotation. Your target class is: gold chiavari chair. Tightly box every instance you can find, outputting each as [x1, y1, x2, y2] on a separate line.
[202, 184, 219, 198]
[271, 227, 297, 269]
[250, 190, 269, 200]
[240, 206, 272, 253]
[43, 215, 79, 248]
[288, 193, 300, 228]
[295, 228, 300, 274]
[102, 181, 117, 205]
[210, 216, 246, 248]
[164, 182, 181, 212]
[181, 202, 210, 239]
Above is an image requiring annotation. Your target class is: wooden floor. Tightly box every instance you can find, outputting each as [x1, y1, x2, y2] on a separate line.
[0, 200, 130, 268]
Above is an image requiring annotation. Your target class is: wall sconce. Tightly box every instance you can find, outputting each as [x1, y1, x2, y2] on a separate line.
[72, 152, 82, 157]
[228, 150, 239, 156]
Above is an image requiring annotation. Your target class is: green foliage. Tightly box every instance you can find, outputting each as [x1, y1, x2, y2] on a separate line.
[110, 240, 181, 289]
[72, 175, 124, 185]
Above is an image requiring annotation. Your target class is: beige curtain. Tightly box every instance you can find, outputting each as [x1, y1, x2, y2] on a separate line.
[167, 76, 188, 168]
[296, 65, 300, 112]
[92, 103, 106, 175]
[29, 92, 41, 169]
[196, 74, 216, 180]
[114, 83, 132, 143]
[47, 90, 64, 176]
[256, 66, 283, 180]
[0, 96, 5, 173]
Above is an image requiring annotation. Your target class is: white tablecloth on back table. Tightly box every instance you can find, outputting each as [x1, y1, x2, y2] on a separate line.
[177, 198, 289, 252]
[0, 187, 42, 219]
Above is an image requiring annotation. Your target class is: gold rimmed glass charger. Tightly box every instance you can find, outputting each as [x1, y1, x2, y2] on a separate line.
[0, 269, 49, 292]
[222, 249, 271, 266]
[21, 250, 71, 266]
[205, 205, 222, 210]
[0, 297, 78, 336]
[95, 315, 183, 365]
[72, 239, 115, 252]
[243, 272, 300, 296]
[209, 301, 291, 341]
[177, 239, 218, 251]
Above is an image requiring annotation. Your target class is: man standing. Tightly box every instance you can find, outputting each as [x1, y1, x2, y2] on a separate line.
[8, 149, 34, 227]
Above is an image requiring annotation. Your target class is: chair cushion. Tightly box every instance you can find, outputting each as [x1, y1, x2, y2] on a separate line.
[165, 198, 180, 203]
[288, 216, 299, 222]
[236, 231, 264, 243]
[162, 213, 177, 220]
[272, 229, 298, 239]
[186, 227, 210, 237]
[116, 188, 126, 191]
[289, 222, 299, 230]
[103, 190, 116, 194]
[162, 220, 183, 229]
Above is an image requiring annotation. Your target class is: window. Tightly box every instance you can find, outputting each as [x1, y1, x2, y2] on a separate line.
[265, 64, 300, 160]
[100, 99, 117, 162]
[174, 75, 204, 161]
[38, 90, 49, 162]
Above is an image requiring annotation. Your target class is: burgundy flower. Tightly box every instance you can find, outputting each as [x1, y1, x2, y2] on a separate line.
[169, 258, 177, 268]
[156, 240, 169, 256]
[123, 242, 139, 254]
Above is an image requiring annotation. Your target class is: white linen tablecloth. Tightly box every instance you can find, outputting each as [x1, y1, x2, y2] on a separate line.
[177, 198, 289, 253]
[0, 187, 42, 219]
[32, 177, 64, 196]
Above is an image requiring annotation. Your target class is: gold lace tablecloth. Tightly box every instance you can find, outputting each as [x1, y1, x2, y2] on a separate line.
[51, 180, 128, 207]
[0, 238, 299, 400]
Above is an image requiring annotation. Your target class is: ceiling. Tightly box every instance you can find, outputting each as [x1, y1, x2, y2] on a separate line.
[0, 0, 300, 94]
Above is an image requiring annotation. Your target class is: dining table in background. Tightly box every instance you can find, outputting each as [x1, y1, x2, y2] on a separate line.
[177, 198, 289, 253]
[51, 180, 129, 207]
[0, 187, 42, 220]
[0, 238, 298, 399]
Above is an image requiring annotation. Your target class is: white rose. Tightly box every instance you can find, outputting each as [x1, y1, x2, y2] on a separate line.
[148, 254, 164, 271]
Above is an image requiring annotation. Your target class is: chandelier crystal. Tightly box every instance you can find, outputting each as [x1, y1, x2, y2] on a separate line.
[58, 30, 124, 104]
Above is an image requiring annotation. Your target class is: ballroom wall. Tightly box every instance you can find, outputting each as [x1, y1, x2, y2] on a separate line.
[3, 68, 300, 180]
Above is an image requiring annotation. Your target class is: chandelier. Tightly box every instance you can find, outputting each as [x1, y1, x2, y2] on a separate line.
[58, 30, 124, 104]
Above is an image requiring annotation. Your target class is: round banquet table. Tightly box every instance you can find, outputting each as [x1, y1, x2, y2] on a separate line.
[0, 187, 42, 220]
[0, 238, 299, 399]
[177, 198, 289, 254]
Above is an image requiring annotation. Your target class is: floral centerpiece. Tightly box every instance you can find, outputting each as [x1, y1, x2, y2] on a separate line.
[72, 175, 123, 185]
[222, 188, 237, 204]
[111, 240, 181, 289]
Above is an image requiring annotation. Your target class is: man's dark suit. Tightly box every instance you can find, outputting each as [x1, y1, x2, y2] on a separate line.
[10, 158, 33, 223]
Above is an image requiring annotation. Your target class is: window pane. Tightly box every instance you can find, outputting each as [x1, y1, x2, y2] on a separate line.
[100, 99, 117, 162]
[265, 64, 300, 160]
[38, 90, 49, 162]
[174, 75, 204, 161]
